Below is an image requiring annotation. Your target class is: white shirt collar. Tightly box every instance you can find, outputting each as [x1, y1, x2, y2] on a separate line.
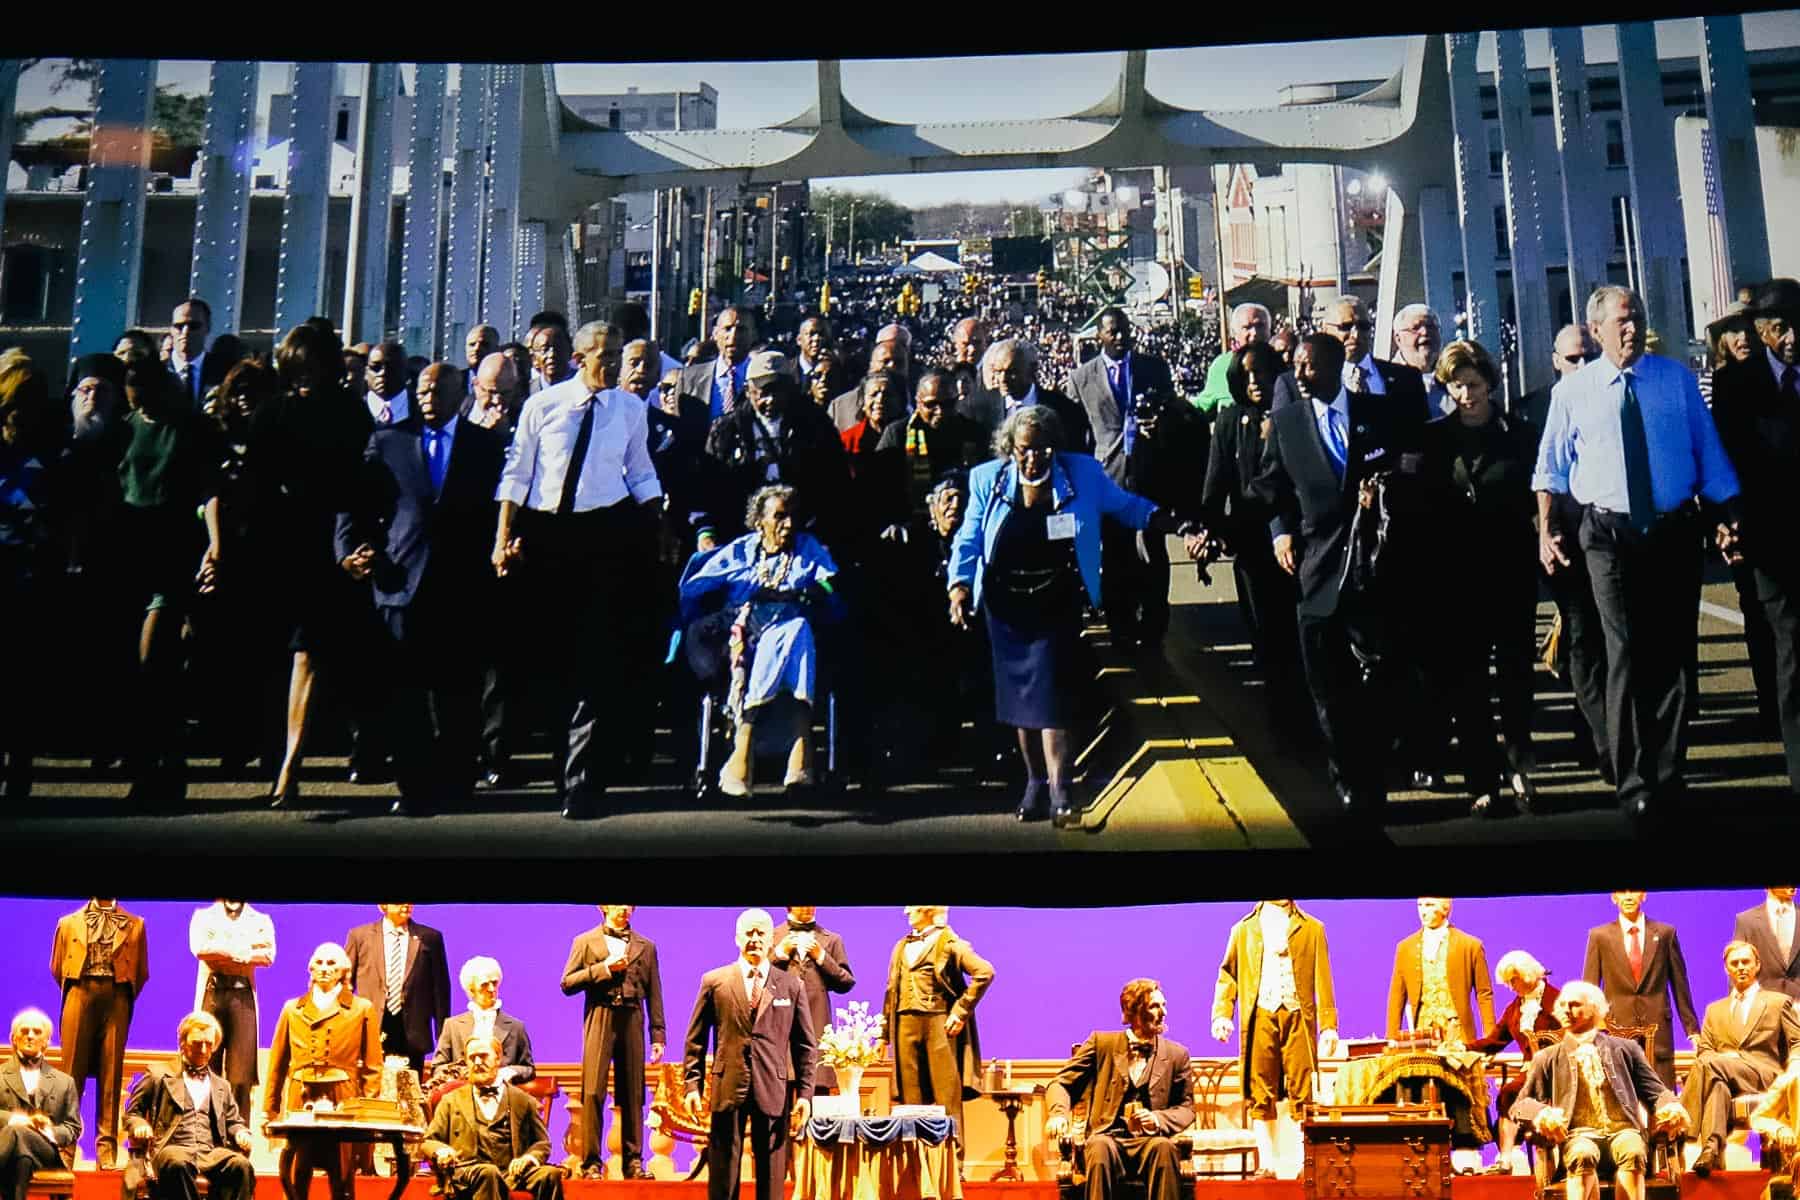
[1101, 351, 1128, 370]
[1735, 981, 1762, 1005]
[1311, 386, 1350, 420]
[739, 958, 767, 983]
[384, 918, 410, 937]
[311, 985, 340, 1010]
[1618, 914, 1646, 936]
[172, 348, 206, 374]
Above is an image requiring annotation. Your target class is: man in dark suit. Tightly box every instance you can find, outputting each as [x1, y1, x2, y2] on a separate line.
[1065, 307, 1183, 654]
[1580, 891, 1700, 1087]
[989, 338, 1091, 453]
[1711, 278, 1800, 790]
[1044, 980, 1195, 1200]
[1510, 981, 1687, 1200]
[0, 1009, 80, 1200]
[336, 363, 504, 814]
[1255, 333, 1421, 813]
[560, 906, 664, 1180]
[1271, 296, 1431, 421]
[423, 1038, 564, 1200]
[1682, 941, 1800, 1175]
[881, 906, 994, 1139]
[1734, 889, 1800, 1000]
[771, 907, 855, 1095]
[432, 956, 536, 1086]
[682, 909, 816, 1200]
[345, 905, 452, 1075]
[123, 1013, 254, 1200]
[167, 298, 230, 413]
[679, 306, 757, 423]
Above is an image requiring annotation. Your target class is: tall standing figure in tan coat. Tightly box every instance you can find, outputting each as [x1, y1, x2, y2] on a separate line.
[1211, 900, 1338, 1179]
[50, 898, 149, 1170]
[1386, 897, 1497, 1047]
[881, 906, 995, 1142]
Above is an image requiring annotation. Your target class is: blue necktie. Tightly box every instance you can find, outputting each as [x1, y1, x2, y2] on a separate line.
[425, 428, 448, 495]
[1618, 372, 1655, 533]
[1110, 358, 1136, 454]
[1323, 405, 1348, 481]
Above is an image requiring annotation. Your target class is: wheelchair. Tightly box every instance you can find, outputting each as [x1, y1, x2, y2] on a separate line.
[674, 546, 843, 800]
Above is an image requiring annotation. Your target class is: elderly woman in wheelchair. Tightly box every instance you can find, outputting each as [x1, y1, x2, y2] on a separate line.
[678, 484, 841, 796]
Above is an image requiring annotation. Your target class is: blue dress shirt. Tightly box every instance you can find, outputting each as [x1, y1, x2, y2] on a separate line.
[1531, 352, 1739, 514]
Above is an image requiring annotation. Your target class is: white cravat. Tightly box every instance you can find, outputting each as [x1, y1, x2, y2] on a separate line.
[470, 1004, 498, 1041]
[903, 927, 942, 969]
[19, 1064, 40, 1099]
[311, 985, 338, 1011]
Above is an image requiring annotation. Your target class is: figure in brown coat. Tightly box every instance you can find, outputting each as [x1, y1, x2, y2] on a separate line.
[50, 898, 149, 1169]
[880, 906, 994, 1139]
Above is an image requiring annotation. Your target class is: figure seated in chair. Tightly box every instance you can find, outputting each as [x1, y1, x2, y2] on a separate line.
[124, 1014, 255, 1200]
[678, 483, 842, 796]
[1044, 979, 1195, 1200]
[431, 956, 537, 1091]
[1510, 982, 1687, 1200]
[1750, 1065, 1800, 1188]
[423, 1039, 564, 1200]
[0, 1008, 80, 1200]
[1681, 940, 1800, 1177]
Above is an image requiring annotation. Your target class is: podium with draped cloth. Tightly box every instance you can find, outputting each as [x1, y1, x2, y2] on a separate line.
[792, 1114, 963, 1200]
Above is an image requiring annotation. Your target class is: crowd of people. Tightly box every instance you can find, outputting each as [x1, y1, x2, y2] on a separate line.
[0, 263, 1791, 825]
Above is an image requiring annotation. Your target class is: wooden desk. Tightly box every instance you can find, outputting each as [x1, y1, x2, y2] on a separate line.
[267, 1119, 423, 1200]
[1302, 1107, 1452, 1200]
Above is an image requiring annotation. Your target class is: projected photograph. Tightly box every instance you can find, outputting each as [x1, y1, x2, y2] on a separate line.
[0, 889, 1790, 1196]
[2, 13, 1798, 862]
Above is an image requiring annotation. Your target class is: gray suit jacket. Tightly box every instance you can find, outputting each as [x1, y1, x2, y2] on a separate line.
[0, 1057, 80, 1158]
[1065, 351, 1175, 483]
[431, 1010, 536, 1083]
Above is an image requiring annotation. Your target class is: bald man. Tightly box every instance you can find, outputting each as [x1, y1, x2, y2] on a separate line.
[469, 352, 521, 434]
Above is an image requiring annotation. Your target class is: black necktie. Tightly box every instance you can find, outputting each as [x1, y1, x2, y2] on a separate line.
[1618, 372, 1656, 533]
[557, 398, 598, 516]
[476, 1085, 501, 1100]
[1128, 1042, 1154, 1059]
[787, 923, 816, 933]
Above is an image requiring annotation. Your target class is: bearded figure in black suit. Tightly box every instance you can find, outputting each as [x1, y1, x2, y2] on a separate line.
[1044, 980, 1195, 1200]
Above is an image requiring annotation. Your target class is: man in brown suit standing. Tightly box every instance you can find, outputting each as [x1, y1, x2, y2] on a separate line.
[1682, 941, 1800, 1176]
[1212, 900, 1338, 1179]
[1386, 898, 1496, 1047]
[50, 898, 148, 1169]
[1581, 891, 1699, 1087]
[559, 905, 665, 1180]
[1044, 980, 1195, 1200]
[881, 906, 995, 1140]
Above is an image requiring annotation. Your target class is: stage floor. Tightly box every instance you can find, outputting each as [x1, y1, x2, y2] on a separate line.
[62, 1172, 1774, 1200]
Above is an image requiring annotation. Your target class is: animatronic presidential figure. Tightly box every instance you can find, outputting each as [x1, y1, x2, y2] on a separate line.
[423, 1038, 565, 1200]
[0, 1009, 81, 1200]
[50, 899, 149, 1170]
[1212, 900, 1338, 1178]
[881, 906, 995, 1138]
[1044, 980, 1195, 1200]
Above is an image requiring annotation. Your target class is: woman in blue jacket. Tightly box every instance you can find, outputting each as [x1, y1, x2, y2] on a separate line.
[947, 405, 1202, 824]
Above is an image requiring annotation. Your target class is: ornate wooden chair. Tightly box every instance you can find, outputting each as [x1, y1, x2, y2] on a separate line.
[1187, 1057, 1260, 1180]
[1520, 1025, 1680, 1200]
[649, 1061, 713, 1179]
[1044, 1044, 1198, 1200]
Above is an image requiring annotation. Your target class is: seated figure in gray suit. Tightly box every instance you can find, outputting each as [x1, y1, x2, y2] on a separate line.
[432, 956, 537, 1087]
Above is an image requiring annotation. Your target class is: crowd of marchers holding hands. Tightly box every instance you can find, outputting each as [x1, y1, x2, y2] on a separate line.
[0, 270, 1793, 823]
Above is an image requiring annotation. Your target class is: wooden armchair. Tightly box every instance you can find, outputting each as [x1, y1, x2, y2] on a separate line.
[424, 1074, 560, 1126]
[649, 1062, 713, 1179]
[1187, 1058, 1260, 1180]
[1044, 1045, 1197, 1200]
[1520, 1025, 1680, 1200]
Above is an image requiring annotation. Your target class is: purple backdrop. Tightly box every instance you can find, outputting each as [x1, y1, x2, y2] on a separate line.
[0, 890, 1763, 1157]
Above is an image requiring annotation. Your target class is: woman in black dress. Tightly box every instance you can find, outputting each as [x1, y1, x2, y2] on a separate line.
[1202, 342, 1304, 715]
[1419, 339, 1541, 815]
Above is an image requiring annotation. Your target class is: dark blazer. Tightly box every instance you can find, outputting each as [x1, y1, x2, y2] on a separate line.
[1581, 918, 1700, 1074]
[560, 926, 667, 1096]
[1734, 903, 1800, 1001]
[1386, 927, 1497, 1043]
[1510, 1032, 1674, 1132]
[771, 922, 855, 1088]
[1712, 356, 1800, 574]
[1254, 389, 1419, 618]
[333, 417, 504, 611]
[1271, 358, 1430, 421]
[125, 1057, 247, 1158]
[168, 354, 232, 409]
[1417, 412, 1540, 564]
[1065, 351, 1178, 484]
[344, 919, 452, 1059]
[0, 1057, 81, 1154]
[1044, 1032, 1196, 1136]
[701, 400, 852, 545]
[683, 962, 817, 1117]
[880, 925, 995, 1100]
[420, 1081, 552, 1166]
[432, 1010, 536, 1084]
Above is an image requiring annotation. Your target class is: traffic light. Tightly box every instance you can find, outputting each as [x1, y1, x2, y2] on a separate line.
[819, 281, 832, 314]
[1186, 275, 1205, 300]
[962, 273, 977, 296]
[688, 288, 702, 316]
[781, 255, 792, 273]
[1036, 268, 1050, 291]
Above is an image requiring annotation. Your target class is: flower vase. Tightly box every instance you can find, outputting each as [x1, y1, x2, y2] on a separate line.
[833, 1064, 864, 1104]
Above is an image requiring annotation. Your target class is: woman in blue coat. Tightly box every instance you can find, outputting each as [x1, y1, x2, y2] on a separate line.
[948, 405, 1202, 823]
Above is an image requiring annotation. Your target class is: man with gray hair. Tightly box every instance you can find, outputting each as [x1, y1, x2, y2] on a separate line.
[0, 1009, 79, 1200]
[1534, 285, 1743, 822]
[1195, 302, 1272, 412]
[1392, 304, 1448, 414]
[127, 1012, 255, 1200]
[1510, 980, 1685, 1200]
[494, 320, 662, 818]
[988, 338, 1090, 449]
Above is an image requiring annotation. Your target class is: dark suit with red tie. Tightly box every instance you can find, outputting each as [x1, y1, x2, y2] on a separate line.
[1734, 902, 1800, 1001]
[1581, 917, 1699, 1086]
[560, 923, 666, 1173]
[1045, 1032, 1195, 1200]
[683, 960, 816, 1200]
[335, 416, 505, 804]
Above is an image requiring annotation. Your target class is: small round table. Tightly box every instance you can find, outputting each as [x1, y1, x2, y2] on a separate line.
[268, 1118, 423, 1200]
[987, 1089, 1035, 1182]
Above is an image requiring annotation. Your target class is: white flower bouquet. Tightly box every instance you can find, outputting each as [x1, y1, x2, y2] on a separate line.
[818, 1000, 885, 1068]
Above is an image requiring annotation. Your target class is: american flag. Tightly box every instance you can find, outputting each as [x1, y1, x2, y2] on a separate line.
[1700, 128, 1734, 319]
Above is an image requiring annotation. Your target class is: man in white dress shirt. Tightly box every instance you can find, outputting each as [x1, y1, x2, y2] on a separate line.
[493, 321, 662, 818]
[188, 902, 275, 1121]
[365, 342, 411, 425]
